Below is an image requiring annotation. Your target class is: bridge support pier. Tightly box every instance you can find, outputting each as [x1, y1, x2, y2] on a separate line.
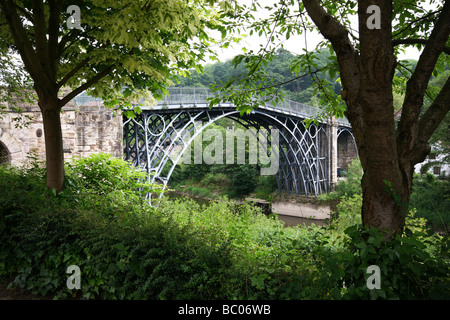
[327, 116, 338, 192]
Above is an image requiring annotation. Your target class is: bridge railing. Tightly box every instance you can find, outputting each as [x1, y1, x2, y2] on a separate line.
[159, 87, 212, 106]
[73, 94, 103, 106]
[159, 87, 350, 126]
[73, 87, 350, 126]
[160, 87, 322, 116]
[262, 98, 320, 118]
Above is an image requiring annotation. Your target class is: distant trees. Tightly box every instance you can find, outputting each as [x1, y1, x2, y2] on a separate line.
[176, 48, 340, 106]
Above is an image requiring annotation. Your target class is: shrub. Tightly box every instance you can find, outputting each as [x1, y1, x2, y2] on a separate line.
[232, 165, 259, 196]
[65, 152, 162, 197]
[319, 157, 362, 201]
[335, 158, 363, 197]
[0, 168, 235, 299]
[409, 173, 449, 232]
[254, 175, 278, 200]
[1, 154, 447, 300]
[327, 193, 362, 247]
[326, 224, 450, 299]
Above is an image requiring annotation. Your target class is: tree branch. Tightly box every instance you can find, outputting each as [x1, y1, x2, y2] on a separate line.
[301, 0, 364, 163]
[59, 65, 114, 107]
[31, 0, 51, 80]
[301, 0, 360, 98]
[392, 9, 440, 38]
[397, 0, 450, 150]
[393, 38, 450, 55]
[13, 2, 33, 21]
[0, 0, 52, 92]
[48, 0, 64, 75]
[57, 29, 82, 56]
[57, 43, 109, 89]
[57, 56, 92, 89]
[418, 75, 450, 144]
[260, 67, 326, 92]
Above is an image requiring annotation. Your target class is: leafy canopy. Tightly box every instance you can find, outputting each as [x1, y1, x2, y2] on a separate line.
[0, 0, 229, 111]
[209, 0, 449, 119]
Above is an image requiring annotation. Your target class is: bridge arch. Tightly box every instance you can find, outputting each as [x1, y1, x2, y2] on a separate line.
[123, 106, 329, 198]
[0, 130, 25, 165]
[0, 140, 11, 164]
[337, 127, 358, 173]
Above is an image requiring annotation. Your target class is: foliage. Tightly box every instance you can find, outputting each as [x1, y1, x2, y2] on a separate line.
[327, 193, 363, 246]
[0, 156, 234, 299]
[325, 223, 449, 300]
[0, 0, 225, 110]
[319, 157, 363, 201]
[409, 173, 449, 232]
[253, 175, 278, 201]
[427, 70, 450, 167]
[176, 48, 339, 106]
[231, 165, 259, 196]
[0, 156, 448, 300]
[0, 53, 35, 127]
[65, 152, 162, 198]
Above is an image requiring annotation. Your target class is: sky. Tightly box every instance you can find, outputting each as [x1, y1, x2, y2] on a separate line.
[211, 31, 422, 64]
[207, 0, 423, 64]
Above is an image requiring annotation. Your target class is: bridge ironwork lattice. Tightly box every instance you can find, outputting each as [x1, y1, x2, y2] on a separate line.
[74, 88, 353, 198]
[117, 87, 353, 198]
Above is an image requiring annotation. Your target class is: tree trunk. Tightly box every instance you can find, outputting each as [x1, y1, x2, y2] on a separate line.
[299, 0, 449, 239]
[39, 96, 65, 192]
[361, 171, 408, 237]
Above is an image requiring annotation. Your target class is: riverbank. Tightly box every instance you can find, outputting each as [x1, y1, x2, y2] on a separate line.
[166, 191, 333, 227]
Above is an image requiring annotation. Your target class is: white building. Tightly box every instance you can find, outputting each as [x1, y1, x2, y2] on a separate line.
[414, 143, 449, 177]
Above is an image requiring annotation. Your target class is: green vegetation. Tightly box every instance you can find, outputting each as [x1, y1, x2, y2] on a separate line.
[176, 48, 340, 106]
[318, 158, 363, 202]
[168, 120, 278, 200]
[409, 173, 450, 233]
[0, 154, 448, 299]
[319, 156, 449, 233]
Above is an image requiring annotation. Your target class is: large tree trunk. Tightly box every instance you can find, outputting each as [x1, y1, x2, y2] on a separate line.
[356, 0, 408, 238]
[38, 94, 65, 192]
[302, 0, 420, 239]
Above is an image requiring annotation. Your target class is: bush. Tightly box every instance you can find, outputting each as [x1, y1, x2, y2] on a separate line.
[319, 157, 362, 201]
[65, 152, 162, 197]
[325, 224, 449, 299]
[327, 193, 362, 246]
[409, 173, 449, 232]
[335, 158, 363, 197]
[0, 158, 236, 299]
[254, 175, 278, 200]
[232, 165, 259, 196]
[1, 154, 448, 300]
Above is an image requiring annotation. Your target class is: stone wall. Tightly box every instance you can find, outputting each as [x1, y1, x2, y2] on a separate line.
[0, 100, 123, 166]
[337, 130, 357, 171]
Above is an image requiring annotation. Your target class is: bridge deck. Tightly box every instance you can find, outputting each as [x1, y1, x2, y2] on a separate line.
[73, 87, 351, 128]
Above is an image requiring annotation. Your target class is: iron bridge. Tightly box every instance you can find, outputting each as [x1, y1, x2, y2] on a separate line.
[121, 87, 356, 198]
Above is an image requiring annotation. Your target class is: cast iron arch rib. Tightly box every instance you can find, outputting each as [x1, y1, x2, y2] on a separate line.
[120, 87, 355, 200]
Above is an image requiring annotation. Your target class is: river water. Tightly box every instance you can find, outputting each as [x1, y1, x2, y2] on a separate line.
[166, 192, 327, 227]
